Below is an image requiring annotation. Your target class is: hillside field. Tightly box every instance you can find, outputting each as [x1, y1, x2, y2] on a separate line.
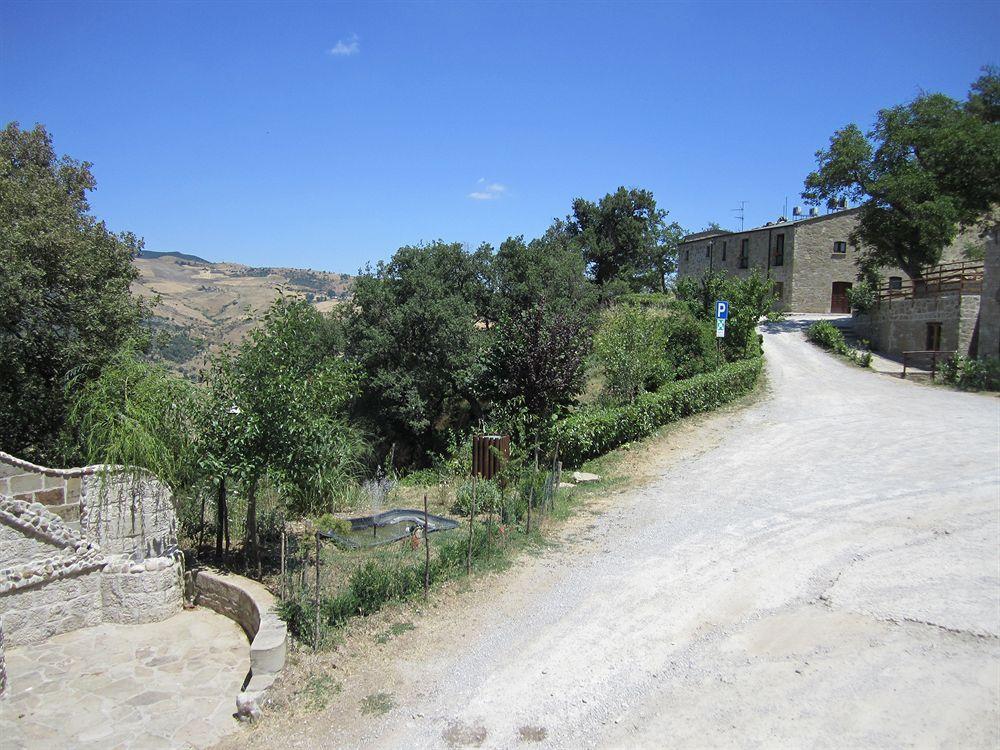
[133, 251, 352, 375]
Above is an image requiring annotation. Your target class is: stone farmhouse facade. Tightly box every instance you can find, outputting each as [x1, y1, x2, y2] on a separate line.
[676, 208, 969, 314]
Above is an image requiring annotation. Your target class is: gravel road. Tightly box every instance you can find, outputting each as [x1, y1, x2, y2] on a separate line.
[243, 317, 1000, 749]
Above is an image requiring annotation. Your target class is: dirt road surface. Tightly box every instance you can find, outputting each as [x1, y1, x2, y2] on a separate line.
[237, 318, 1000, 749]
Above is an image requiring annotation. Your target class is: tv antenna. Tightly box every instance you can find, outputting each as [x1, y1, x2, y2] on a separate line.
[731, 201, 747, 232]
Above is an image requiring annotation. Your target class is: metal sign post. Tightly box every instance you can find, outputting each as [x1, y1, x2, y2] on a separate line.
[715, 300, 729, 339]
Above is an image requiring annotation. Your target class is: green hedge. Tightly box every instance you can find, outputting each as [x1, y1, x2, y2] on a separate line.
[555, 356, 763, 466]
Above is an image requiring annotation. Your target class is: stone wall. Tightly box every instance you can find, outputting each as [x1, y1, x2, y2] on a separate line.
[0, 459, 83, 528]
[977, 231, 1000, 359]
[101, 558, 183, 625]
[80, 473, 177, 559]
[0, 452, 183, 651]
[854, 293, 981, 359]
[789, 211, 865, 312]
[191, 569, 288, 719]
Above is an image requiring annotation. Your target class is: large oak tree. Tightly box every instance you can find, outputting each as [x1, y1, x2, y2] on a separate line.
[803, 68, 1000, 279]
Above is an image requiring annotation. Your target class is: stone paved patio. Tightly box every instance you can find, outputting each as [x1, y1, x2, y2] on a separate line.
[0, 607, 248, 749]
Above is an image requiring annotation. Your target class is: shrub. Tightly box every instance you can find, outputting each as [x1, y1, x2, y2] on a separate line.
[617, 292, 678, 310]
[807, 321, 873, 368]
[555, 356, 763, 465]
[854, 350, 873, 368]
[663, 312, 722, 380]
[594, 306, 673, 404]
[846, 281, 878, 313]
[941, 354, 1000, 391]
[806, 321, 848, 353]
[451, 479, 503, 515]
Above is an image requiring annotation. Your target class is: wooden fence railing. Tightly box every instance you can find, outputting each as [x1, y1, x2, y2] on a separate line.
[876, 261, 983, 302]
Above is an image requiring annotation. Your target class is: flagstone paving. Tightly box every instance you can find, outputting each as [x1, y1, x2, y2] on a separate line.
[0, 607, 248, 749]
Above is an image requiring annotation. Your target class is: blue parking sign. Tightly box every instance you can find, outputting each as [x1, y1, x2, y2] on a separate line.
[716, 300, 729, 320]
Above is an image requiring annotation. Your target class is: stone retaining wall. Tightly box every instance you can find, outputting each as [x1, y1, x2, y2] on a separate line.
[191, 569, 288, 719]
[854, 293, 981, 359]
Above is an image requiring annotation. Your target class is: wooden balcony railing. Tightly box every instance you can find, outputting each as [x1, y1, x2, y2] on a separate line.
[877, 261, 984, 303]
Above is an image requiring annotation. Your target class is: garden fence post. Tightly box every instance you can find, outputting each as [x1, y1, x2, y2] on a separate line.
[314, 532, 321, 653]
[467, 476, 477, 575]
[280, 530, 286, 600]
[423, 494, 430, 601]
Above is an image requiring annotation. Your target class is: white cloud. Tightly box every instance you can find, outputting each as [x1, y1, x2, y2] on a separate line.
[468, 181, 507, 201]
[328, 34, 360, 57]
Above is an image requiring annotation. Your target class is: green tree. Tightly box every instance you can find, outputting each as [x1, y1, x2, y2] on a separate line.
[484, 235, 597, 431]
[202, 298, 363, 565]
[345, 241, 485, 466]
[66, 346, 200, 490]
[0, 123, 148, 461]
[645, 220, 687, 293]
[593, 306, 672, 404]
[803, 69, 1000, 278]
[675, 270, 780, 360]
[566, 187, 673, 290]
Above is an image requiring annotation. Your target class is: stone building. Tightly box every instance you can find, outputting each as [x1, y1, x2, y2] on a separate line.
[676, 208, 970, 314]
[853, 230, 998, 360]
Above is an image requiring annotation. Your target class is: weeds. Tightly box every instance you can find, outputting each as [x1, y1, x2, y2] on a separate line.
[360, 692, 395, 716]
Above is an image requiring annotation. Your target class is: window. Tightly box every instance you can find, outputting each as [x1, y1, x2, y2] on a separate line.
[721, 241, 727, 261]
[833, 241, 847, 254]
[926, 322, 942, 351]
[706, 246, 711, 258]
[889, 276, 903, 290]
[685, 249, 689, 262]
[739, 238, 749, 269]
[773, 234, 785, 266]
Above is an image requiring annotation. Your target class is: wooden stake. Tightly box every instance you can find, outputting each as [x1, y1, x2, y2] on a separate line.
[467, 476, 477, 575]
[423, 494, 430, 601]
[197, 490, 207, 552]
[280, 531, 286, 600]
[526, 483, 532, 535]
[314, 533, 321, 653]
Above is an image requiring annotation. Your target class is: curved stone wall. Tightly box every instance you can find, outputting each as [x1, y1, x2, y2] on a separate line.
[0, 452, 184, 656]
[191, 569, 288, 719]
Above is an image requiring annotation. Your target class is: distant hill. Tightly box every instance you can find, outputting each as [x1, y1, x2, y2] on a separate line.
[133, 253, 352, 377]
[138, 249, 213, 264]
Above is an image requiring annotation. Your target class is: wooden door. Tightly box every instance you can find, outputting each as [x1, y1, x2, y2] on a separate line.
[831, 282, 852, 313]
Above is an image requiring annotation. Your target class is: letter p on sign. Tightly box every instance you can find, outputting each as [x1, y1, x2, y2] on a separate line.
[715, 300, 729, 320]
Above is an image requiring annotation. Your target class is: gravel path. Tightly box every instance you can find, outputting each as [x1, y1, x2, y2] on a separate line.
[241, 317, 999, 749]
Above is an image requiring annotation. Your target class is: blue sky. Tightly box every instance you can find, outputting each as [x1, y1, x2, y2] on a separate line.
[2, 1, 997, 273]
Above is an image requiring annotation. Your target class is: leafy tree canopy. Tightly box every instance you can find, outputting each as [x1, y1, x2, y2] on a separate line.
[0, 122, 149, 461]
[66, 345, 199, 490]
[484, 234, 597, 439]
[676, 270, 781, 360]
[201, 297, 364, 556]
[345, 241, 486, 466]
[803, 68, 1000, 278]
[565, 186, 676, 291]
